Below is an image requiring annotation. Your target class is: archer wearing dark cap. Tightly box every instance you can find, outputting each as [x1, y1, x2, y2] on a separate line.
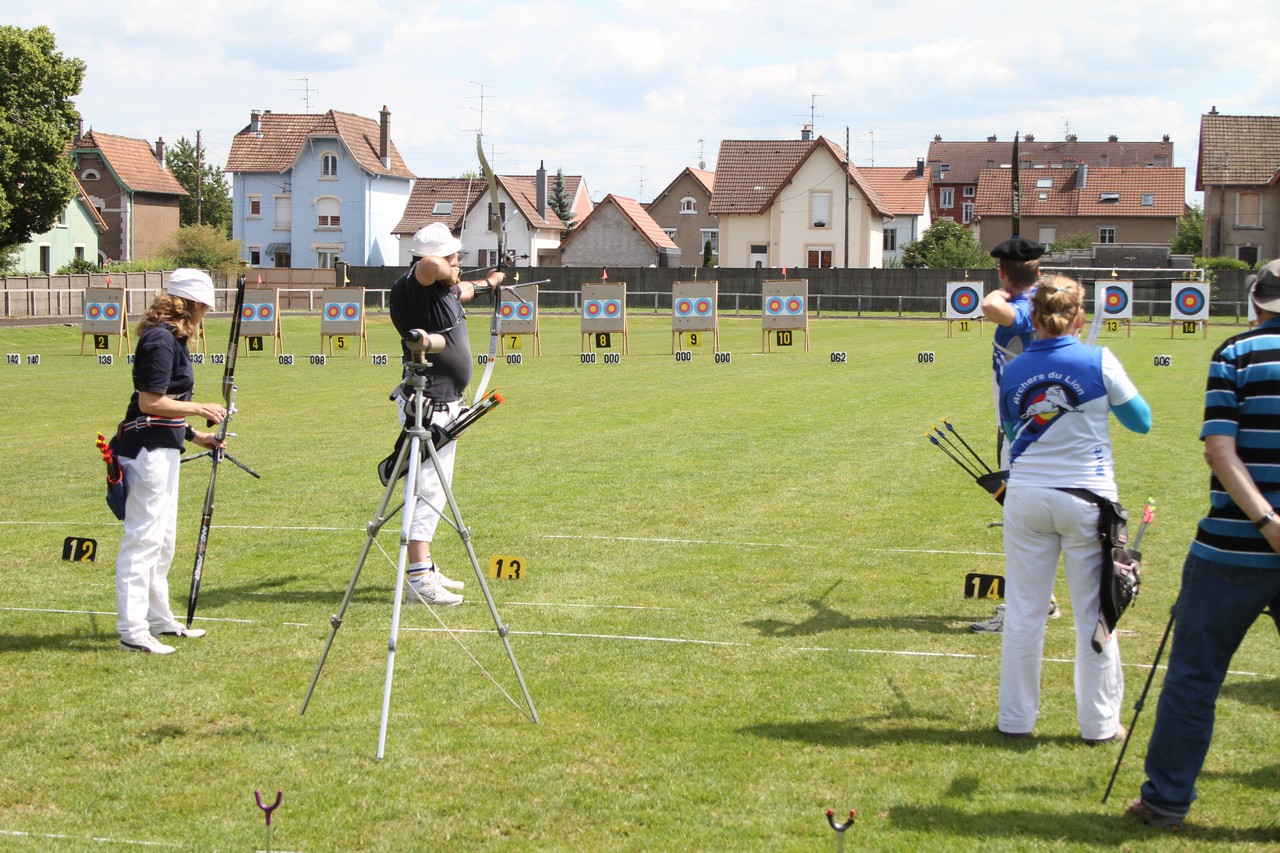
[1128, 256, 1280, 830]
[990, 236, 1046, 262]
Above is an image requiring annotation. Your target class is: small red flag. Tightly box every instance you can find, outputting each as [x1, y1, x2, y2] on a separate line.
[781, 266, 788, 278]
[105, 274, 112, 286]
[601, 266, 608, 281]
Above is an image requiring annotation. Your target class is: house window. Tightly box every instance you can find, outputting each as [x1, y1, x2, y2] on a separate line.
[316, 196, 341, 229]
[81, 169, 100, 182]
[321, 152, 339, 178]
[1239, 245, 1260, 265]
[1237, 191, 1263, 228]
[248, 195, 262, 218]
[1099, 227, 1116, 244]
[274, 195, 291, 229]
[317, 250, 338, 269]
[432, 201, 453, 215]
[1099, 192, 1121, 204]
[274, 251, 291, 268]
[810, 191, 832, 228]
[807, 246, 833, 268]
[662, 228, 676, 241]
[1141, 193, 1155, 206]
[883, 228, 897, 252]
[939, 188, 955, 208]
[1035, 178, 1053, 189]
[680, 196, 697, 214]
[1038, 226, 1057, 247]
[249, 247, 261, 266]
[963, 186, 975, 197]
[962, 203, 974, 224]
[74, 245, 85, 261]
[700, 229, 719, 255]
[39, 245, 51, 274]
[56, 209, 67, 228]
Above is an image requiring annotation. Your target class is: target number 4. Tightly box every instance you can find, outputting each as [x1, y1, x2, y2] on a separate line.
[488, 556, 525, 580]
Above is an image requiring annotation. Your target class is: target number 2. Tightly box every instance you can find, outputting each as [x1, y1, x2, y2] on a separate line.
[488, 555, 526, 580]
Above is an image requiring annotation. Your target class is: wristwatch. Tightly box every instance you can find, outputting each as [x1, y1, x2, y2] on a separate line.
[1256, 510, 1276, 530]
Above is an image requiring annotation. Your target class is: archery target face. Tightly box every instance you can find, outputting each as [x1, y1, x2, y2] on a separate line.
[1103, 282, 1133, 319]
[581, 283, 627, 332]
[241, 291, 280, 335]
[945, 282, 983, 319]
[81, 288, 125, 334]
[762, 280, 808, 331]
[320, 287, 365, 334]
[1171, 283, 1209, 321]
[498, 286, 538, 335]
[672, 281, 718, 331]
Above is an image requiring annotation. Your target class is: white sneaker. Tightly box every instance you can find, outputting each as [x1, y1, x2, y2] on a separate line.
[432, 567, 464, 591]
[1047, 598, 1062, 620]
[405, 572, 463, 606]
[971, 604, 1006, 633]
[158, 626, 207, 639]
[120, 635, 176, 654]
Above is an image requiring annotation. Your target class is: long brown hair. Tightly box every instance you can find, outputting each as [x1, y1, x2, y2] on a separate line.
[1030, 274, 1084, 337]
[137, 294, 201, 340]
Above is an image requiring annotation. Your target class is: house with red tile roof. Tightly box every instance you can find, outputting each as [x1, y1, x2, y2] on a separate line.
[709, 135, 889, 269]
[69, 129, 187, 263]
[973, 164, 1186, 253]
[226, 106, 414, 268]
[16, 178, 109, 273]
[1197, 110, 1280, 264]
[927, 133, 1174, 237]
[391, 163, 589, 267]
[859, 162, 932, 266]
[646, 167, 717, 266]
[559, 194, 679, 267]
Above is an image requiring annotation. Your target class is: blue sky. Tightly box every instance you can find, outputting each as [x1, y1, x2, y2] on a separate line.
[12, 0, 1280, 204]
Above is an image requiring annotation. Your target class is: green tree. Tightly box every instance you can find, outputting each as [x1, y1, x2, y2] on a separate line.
[158, 224, 243, 275]
[900, 219, 995, 269]
[1172, 202, 1204, 256]
[1049, 231, 1094, 253]
[703, 239, 714, 267]
[167, 135, 233, 236]
[0, 26, 85, 251]
[549, 167, 575, 238]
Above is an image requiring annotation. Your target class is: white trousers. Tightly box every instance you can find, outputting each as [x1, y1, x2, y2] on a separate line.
[116, 446, 183, 641]
[398, 398, 460, 543]
[999, 485, 1124, 739]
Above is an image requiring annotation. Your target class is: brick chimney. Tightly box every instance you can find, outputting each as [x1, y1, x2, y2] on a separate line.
[379, 105, 390, 169]
[155, 137, 166, 170]
[536, 160, 547, 219]
[916, 157, 925, 177]
[250, 109, 261, 134]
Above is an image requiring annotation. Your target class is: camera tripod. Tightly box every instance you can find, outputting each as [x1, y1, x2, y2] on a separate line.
[300, 336, 538, 758]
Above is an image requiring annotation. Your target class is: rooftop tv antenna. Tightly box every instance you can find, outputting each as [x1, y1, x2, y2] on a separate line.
[290, 78, 318, 113]
[792, 93, 825, 132]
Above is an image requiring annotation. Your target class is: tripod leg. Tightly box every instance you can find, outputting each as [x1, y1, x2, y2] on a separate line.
[301, 433, 412, 716]
[423, 440, 540, 723]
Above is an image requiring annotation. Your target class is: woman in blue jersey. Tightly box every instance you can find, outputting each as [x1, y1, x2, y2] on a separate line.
[995, 275, 1151, 742]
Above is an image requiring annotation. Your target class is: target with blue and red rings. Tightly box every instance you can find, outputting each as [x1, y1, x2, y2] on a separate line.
[85, 302, 103, 321]
[1171, 283, 1209, 321]
[765, 296, 805, 316]
[585, 299, 621, 318]
[81, 288, 126, 333]
[1103, 281, 1133, 319]
[945, 282, 984, 319]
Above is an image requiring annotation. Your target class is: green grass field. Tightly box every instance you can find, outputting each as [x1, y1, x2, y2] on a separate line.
[1, 311, 1277, 851]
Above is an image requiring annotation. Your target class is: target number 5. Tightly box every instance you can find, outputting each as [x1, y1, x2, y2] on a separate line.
[488, 555, 526, 580]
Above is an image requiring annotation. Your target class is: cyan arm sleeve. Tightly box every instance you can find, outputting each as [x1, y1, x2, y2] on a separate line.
[1111, 394, 1152, 434]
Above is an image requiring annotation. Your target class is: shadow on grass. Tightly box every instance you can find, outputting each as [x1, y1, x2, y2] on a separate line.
[0, 610, 114, 653]
[740, 718, 1101, 751]
[184, 572, 392, 613]
[887, 802, 1280, 845]
[1221, 676, 1280, 707]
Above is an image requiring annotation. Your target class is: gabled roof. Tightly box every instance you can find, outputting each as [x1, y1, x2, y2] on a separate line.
[498, 175, 568, 230]
[974, 166, 1185, 217]
[651, 167, 715, 204]
[70, 131, 187, 196]
[859, 167, 929, 216]
[73, 177, 109, 232]
[225, 108, 414, 179]
[560, 194, 677, 251]
[710, 137, 888, 217]
[1196, 113, 1280, 190]
[393, 178, 487, 236]
[928, 137, 1174, 185]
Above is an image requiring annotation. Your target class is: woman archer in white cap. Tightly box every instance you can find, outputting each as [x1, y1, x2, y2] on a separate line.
[113, 269, 227, 654]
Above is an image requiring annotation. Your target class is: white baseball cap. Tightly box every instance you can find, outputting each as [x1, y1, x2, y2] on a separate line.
[167, 268, 215, 308]
[410, 222, 463, 258]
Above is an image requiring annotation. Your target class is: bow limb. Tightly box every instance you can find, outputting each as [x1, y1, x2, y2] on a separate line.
[473, 133, 505, 405]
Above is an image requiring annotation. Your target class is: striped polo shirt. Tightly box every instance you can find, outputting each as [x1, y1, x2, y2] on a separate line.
[1192, 318, 1280, 569]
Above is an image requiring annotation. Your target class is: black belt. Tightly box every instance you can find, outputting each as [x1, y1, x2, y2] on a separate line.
[118, 416, 186, 433]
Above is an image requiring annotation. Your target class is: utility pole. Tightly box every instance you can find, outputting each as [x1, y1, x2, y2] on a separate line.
[844, 126, 851, 268]
[195, 129, 203, 225]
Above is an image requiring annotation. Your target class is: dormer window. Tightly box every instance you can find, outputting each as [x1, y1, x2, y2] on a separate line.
[1035, 178, 1053, 189]
[81, 169, 100, 182]
[320, 151, 339, 179]
[1099, 192, 1121, 203]
[1141, 194, 1155, 206]
[680, 196, 697, 214]
[432, 201, 453, 215]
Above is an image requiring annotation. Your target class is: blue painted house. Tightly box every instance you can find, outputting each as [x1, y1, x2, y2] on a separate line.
[225, 106, 415, 269]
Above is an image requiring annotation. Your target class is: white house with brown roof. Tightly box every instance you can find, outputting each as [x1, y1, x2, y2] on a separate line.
[16, 178, 109, 273]
[860, 162, 931, 265]
[709, 136, 889, 269]
[559, 194, 679, 267]
[226, 106, 414, 269]
[69, 129, 187, 263]
[973, 163, 1186, 252]
[646, 167, 717, 265]
[1197, 110, 1280, 264]
[927, 134, 1174, 234]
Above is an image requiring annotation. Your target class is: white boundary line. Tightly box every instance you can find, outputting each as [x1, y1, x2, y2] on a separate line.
[540, 533, 819, 549]
[6, 605, 1270, 677]
[0, 828, 182, 848]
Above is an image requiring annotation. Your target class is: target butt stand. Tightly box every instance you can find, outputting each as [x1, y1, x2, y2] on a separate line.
[300, 329, 538, 758]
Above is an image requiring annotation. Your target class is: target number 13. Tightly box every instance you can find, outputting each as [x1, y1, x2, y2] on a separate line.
[488, 555, 526, 580]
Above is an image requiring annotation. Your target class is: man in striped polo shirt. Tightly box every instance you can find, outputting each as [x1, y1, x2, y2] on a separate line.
[1129, 260, 1280, 830]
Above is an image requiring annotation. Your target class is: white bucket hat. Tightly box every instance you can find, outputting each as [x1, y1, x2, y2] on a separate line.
[410, 222, 463, 258]
[167, 268, 215, 308]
